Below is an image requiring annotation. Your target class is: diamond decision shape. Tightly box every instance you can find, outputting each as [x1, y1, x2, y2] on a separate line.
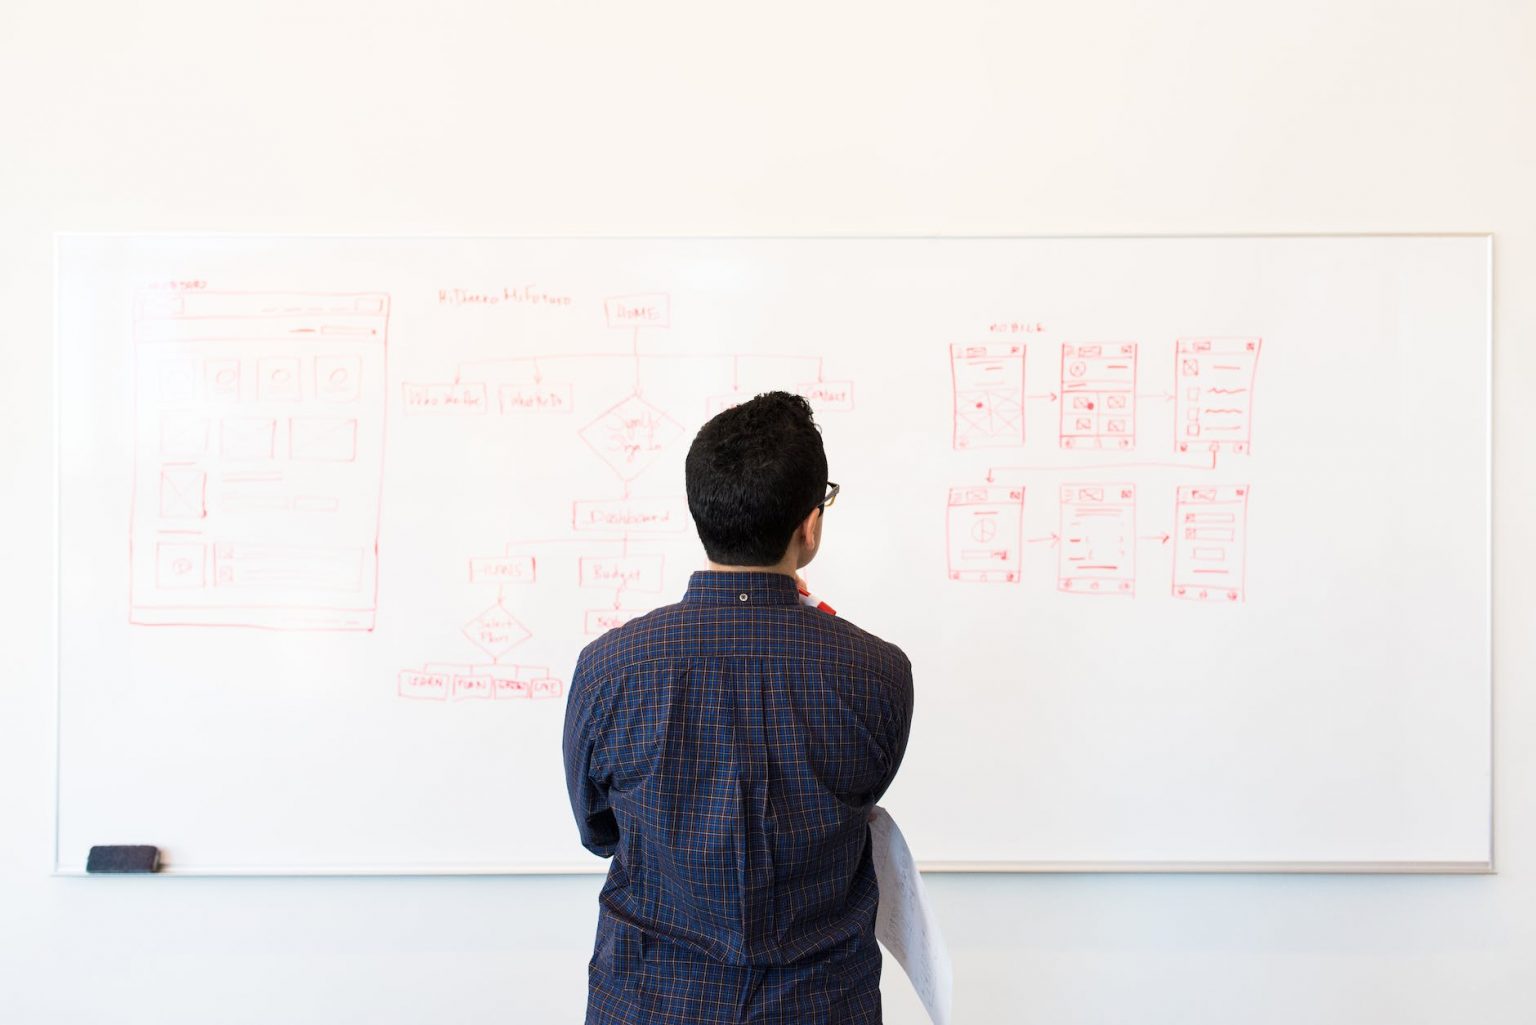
[462, 602, 532, 657]
[579, 395, 684, 481]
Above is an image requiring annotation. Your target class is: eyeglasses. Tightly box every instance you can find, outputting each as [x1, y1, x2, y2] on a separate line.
[818, 481, 840, 513]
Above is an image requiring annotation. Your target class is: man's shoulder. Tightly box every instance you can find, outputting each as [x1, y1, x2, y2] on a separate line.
[574, 600, 685, 676]
[575, 599, 910, 683]
[803, 608, 913, 682]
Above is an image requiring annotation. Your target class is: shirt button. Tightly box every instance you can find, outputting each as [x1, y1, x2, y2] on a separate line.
[739, 593, 749, 602]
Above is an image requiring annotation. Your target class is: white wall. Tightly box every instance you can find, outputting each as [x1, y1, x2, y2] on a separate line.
[2, 2, 1531, 1022]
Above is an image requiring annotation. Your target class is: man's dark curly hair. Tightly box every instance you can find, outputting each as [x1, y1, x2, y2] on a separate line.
[684, 391, 828, 566]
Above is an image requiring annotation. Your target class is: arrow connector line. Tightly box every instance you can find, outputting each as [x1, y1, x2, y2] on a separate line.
[632, 327, 642, 394]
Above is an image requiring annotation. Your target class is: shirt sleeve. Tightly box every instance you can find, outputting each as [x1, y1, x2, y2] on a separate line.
[562, 650, 619, 858]
[868, 649, 915, 805]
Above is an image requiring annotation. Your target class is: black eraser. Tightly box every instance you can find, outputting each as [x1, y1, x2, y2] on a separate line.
[86, 845, 161, 873]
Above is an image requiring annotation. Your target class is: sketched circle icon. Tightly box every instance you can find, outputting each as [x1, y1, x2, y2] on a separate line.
[970, 520, 996, 542]
[1068, 361, 1087, 377]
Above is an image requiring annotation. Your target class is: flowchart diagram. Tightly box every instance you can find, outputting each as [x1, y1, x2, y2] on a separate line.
[124, 278, 1261, 714]
[128, 284, 860, 703]
[946, 339, 1259, 601]
[390, 291, 854, 703]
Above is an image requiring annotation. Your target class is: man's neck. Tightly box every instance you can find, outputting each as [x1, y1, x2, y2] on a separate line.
[706, 558, 797, 578]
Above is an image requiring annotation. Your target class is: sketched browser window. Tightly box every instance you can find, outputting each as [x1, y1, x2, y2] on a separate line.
[129, 291, 389, 630]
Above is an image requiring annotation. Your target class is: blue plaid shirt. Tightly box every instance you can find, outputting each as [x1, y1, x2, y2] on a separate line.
[563, 570, 914, 1025]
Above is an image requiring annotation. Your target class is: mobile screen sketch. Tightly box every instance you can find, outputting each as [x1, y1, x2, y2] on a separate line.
[946, 486, 1026, 582]
[1175, 338, 1261, 453]
[1057, 483, 1137, 595]
[950, 343, 1026, 449]
[1060, 343, 1137, 450]
[1172, 485, 1250, 602]
[128, 292, 389, 630]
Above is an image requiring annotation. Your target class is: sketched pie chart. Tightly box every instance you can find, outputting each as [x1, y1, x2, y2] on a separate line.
[971, 519, 996, 542]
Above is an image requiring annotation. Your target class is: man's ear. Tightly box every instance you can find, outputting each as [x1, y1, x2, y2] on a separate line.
[800, 510, 820, 555]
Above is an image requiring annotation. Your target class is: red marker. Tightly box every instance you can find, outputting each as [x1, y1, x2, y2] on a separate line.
[797, 584, 837, 616]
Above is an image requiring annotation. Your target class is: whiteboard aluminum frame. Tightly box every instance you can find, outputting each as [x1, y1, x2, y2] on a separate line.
[51, 232, 1495, 877]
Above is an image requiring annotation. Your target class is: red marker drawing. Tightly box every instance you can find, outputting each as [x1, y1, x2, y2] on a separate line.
[797, 584, 837, 616]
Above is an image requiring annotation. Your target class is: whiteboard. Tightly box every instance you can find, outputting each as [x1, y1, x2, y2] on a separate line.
[54, 235, 1492, 874]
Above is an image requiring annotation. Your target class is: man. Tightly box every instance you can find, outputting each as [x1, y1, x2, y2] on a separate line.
[563, 391, 915, 1025]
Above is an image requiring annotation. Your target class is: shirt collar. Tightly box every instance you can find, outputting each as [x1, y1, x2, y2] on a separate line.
[683, 570, 801, 607]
